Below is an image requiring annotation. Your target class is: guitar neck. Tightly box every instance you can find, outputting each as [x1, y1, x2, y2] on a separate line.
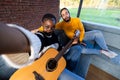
[55, 38, 74, 61]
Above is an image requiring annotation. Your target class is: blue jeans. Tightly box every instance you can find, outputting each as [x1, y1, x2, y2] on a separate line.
[82, 30, 109, 54]
[58, 69, 84, 80]
[64, 45, 82, 73]
[79, 30, 109, 77]
[62, 30, 109, 78]
[64, 44, 91, 78]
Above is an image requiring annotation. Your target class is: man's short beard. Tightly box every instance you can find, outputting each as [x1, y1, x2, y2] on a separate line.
[63, 17, 71, 22]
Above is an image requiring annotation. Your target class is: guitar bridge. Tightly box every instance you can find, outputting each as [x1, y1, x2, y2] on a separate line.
[33, 71, 45, 80]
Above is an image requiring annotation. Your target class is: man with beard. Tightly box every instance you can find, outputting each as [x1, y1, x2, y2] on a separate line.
[55, 7, 118, 79]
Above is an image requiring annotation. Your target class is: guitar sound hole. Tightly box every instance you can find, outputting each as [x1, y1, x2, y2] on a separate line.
[46, 58, 57, 72]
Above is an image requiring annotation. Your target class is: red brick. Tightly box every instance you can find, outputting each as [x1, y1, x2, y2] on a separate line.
[0, 0, 60, 30]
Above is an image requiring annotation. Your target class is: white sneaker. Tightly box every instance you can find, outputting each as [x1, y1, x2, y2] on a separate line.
[101, 50, 118, 58]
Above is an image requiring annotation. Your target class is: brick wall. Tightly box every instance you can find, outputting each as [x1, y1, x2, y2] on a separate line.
[0, 0, 60, 30]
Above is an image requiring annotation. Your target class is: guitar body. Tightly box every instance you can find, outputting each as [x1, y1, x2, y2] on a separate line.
[10, 48, 66, 80]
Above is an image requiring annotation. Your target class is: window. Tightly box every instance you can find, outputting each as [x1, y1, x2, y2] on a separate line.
[81, 0, 120, 27]
[60, 0, 120, 27]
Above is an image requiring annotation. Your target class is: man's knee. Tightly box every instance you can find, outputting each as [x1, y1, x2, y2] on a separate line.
[92, 30, 103, 37]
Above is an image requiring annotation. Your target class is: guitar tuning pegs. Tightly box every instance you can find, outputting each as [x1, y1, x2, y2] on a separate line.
[75, 30, 80, 37]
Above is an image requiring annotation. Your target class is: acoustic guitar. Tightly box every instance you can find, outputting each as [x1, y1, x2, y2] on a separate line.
[10, 30, 80, 80]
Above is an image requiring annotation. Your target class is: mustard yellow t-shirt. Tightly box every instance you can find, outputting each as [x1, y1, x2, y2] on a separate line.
[55, 18, 85, 42]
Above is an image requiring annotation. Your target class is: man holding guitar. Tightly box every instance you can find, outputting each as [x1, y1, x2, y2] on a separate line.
[0, 14, 84, 80]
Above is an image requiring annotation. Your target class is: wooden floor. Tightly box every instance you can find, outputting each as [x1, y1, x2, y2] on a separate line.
[86, 64, 119, 80]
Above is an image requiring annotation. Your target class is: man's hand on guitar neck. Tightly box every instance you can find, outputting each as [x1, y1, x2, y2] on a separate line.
[72, 39, 87, 47]
[72, 37, 79, 45]
[72, 30, 87, 46]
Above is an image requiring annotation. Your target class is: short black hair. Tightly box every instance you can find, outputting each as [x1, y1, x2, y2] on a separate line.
[42, 13, 56, 24]
[60, 7, 70, 17]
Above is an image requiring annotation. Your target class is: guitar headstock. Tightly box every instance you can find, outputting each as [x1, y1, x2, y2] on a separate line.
[74, 30, 80, 37]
